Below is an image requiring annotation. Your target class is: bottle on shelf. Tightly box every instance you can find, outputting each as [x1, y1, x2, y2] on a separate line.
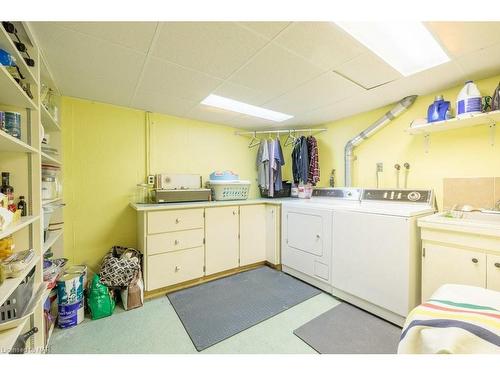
[17, 195, 27, 216]
[1, 172, 16, 213]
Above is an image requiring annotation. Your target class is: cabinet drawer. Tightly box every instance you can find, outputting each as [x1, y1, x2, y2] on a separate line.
[487, 254, 500, 292]
[147, 209, 204, 234]
[146, 247, 204, 290]
[147, 229, 204, 255]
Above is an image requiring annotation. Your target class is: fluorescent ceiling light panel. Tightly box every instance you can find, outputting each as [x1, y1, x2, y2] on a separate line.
[201, 94, 293, 122]
[335, 22, 450, 76]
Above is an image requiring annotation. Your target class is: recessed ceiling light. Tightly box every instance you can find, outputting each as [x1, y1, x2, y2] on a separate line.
[335, 22, 450, 76]
[201, 94, 293, 122]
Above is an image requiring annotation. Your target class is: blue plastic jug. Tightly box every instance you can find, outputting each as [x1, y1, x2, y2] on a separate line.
[427, 95, 451, 123]
[0, 49, 16, 67]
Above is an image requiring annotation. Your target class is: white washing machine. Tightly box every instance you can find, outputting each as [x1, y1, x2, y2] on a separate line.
[281, 188, 435, 326]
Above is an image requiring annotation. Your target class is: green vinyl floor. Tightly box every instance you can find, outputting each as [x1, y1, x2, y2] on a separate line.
[47, 292, 339, 354]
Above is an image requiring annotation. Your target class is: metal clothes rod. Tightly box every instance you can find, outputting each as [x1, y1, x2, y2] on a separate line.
[235, 128, 327, 136]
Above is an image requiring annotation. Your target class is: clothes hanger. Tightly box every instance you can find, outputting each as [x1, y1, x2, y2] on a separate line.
[284, 130, 296, 147]
[248, 131, 261, 148]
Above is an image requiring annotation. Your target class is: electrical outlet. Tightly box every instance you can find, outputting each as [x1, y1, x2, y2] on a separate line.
[376, 162, 384, 172]
[147, 175, 155, 185]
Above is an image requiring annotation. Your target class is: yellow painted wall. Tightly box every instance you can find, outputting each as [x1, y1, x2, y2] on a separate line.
[62, 97, 146, 270]
[149, 112, 259, 197]
[61, 97, 258, 270]
[314, 74, 500, 210]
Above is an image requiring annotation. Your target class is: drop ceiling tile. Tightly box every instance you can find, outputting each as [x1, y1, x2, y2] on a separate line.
[213, 82, 268, 106]
[264, 71, 365, 114]
[335, 52, 401, 89]
[185, 104, 240, 125]
[32, 23, 146, 107]
[456, 43, 500, 80]
[54, 22, 158, 53]
[228, 43, 324, 100]
[230, 115, 279, 130]
[237, 22, 291, 40]
[136, 57, 223, 103]
[426, 22, 500, 58]
[152, 22, 269, 79]
[132, 88, 197, 117]
[273, 22, 365, 71]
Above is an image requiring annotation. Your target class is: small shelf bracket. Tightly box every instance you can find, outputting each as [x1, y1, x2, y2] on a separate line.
[488, 119, 496, 147]
[423, 133, 430, 154]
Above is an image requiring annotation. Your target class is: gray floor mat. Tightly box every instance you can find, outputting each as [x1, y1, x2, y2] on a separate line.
[167, 266, 321, 351]
[293, 303, 402, 354]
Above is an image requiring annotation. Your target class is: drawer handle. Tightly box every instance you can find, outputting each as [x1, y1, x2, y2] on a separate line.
[175, 266, 181, 272]
[316, 234, 321, 239]
[472, 258, 479, 264]
[495, 262, 500, 268]
[175, 218, 181, 224]
[174, 240, 179, 245]
[233, 210, 237, 215]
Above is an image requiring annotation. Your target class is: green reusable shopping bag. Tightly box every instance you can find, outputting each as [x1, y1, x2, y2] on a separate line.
[88, 274, 115, 320]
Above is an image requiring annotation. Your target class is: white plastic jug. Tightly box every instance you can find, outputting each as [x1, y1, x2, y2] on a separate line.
[456, 80, 482, 118]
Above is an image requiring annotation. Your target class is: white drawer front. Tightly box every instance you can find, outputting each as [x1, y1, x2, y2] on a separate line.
[146, 247, 204, 290]
[147, 209, 204, 234]
[147, 229, 204, 255]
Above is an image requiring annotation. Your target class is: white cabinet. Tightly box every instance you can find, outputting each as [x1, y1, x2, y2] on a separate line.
[282, 206, 332, 284]
[205, 206, 240, 275]
[239, 205, 266, 266]
[265, 205, 280, 265]
[422, 244, 486, 301]
[487, 254, 500, 291]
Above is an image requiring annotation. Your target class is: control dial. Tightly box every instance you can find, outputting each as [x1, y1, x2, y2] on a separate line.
[407, 191, 421, 202]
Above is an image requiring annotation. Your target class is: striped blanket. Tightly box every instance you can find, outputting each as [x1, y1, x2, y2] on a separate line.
[398, 284, 500, 354]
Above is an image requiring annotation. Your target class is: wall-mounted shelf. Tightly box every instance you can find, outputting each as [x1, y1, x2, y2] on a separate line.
[0, 316, 29, 353]
[43, 229, 63, 254]
[0, 254, 40, 307]
[42, 197, 63, 206]
[0, 215, 39, 241]
[41, 106, 60, 132]
[41, 152, 62, 166]
[0, 66, 37, 110]
[0, 130, 38, 153]
[408, 110, 500, 135]
[0, 27, 38, 85]
[408, 110, 499, 152]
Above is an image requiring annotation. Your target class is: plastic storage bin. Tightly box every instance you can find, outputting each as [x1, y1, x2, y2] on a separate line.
[0, 268, 35, 323]
[208, 180, 250, 201]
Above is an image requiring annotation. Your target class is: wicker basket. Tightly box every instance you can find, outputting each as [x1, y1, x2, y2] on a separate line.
[208, 180, 251, 201]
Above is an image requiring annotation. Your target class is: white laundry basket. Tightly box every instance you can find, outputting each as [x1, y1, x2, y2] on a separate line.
[208, 180, 251, 201]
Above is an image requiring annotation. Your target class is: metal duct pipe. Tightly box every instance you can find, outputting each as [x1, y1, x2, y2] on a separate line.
[344, 95, 417, 187]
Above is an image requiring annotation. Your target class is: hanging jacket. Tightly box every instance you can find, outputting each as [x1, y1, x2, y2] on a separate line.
[291, 136, 309, 184]
[272, 138, 285, 192]
[307, 136, 320, 185]
[256, 139, 269, 189]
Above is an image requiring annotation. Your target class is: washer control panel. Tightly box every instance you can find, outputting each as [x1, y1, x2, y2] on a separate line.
[362, 189, 432, 204]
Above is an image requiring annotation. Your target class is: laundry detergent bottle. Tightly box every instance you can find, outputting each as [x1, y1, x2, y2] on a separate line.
[456, 80, 482, 118]
[427, 95, 451, 123]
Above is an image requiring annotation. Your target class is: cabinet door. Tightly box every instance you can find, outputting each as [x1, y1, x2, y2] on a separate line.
[486, 254, 500, 292]
[422, 244, 486, 301]
[240, 205, 267, 266]
[205, 206, 239, 275]
[265, 205, 280, 265]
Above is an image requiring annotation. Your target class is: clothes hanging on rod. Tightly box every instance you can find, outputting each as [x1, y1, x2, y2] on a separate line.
[291, 135, 320, 186]
[307, 136, 320, 185]
[267, 137, 285, 197]
[292, 136, 309, 184]
[256, 139, 269, 190]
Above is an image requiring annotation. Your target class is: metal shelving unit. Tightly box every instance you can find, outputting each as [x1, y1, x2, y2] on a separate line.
[0, 21, 61, 354]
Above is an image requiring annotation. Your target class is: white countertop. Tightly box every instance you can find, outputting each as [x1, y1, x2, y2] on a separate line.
[130, 198, 288, 211]
[418, 211, 500, 237]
